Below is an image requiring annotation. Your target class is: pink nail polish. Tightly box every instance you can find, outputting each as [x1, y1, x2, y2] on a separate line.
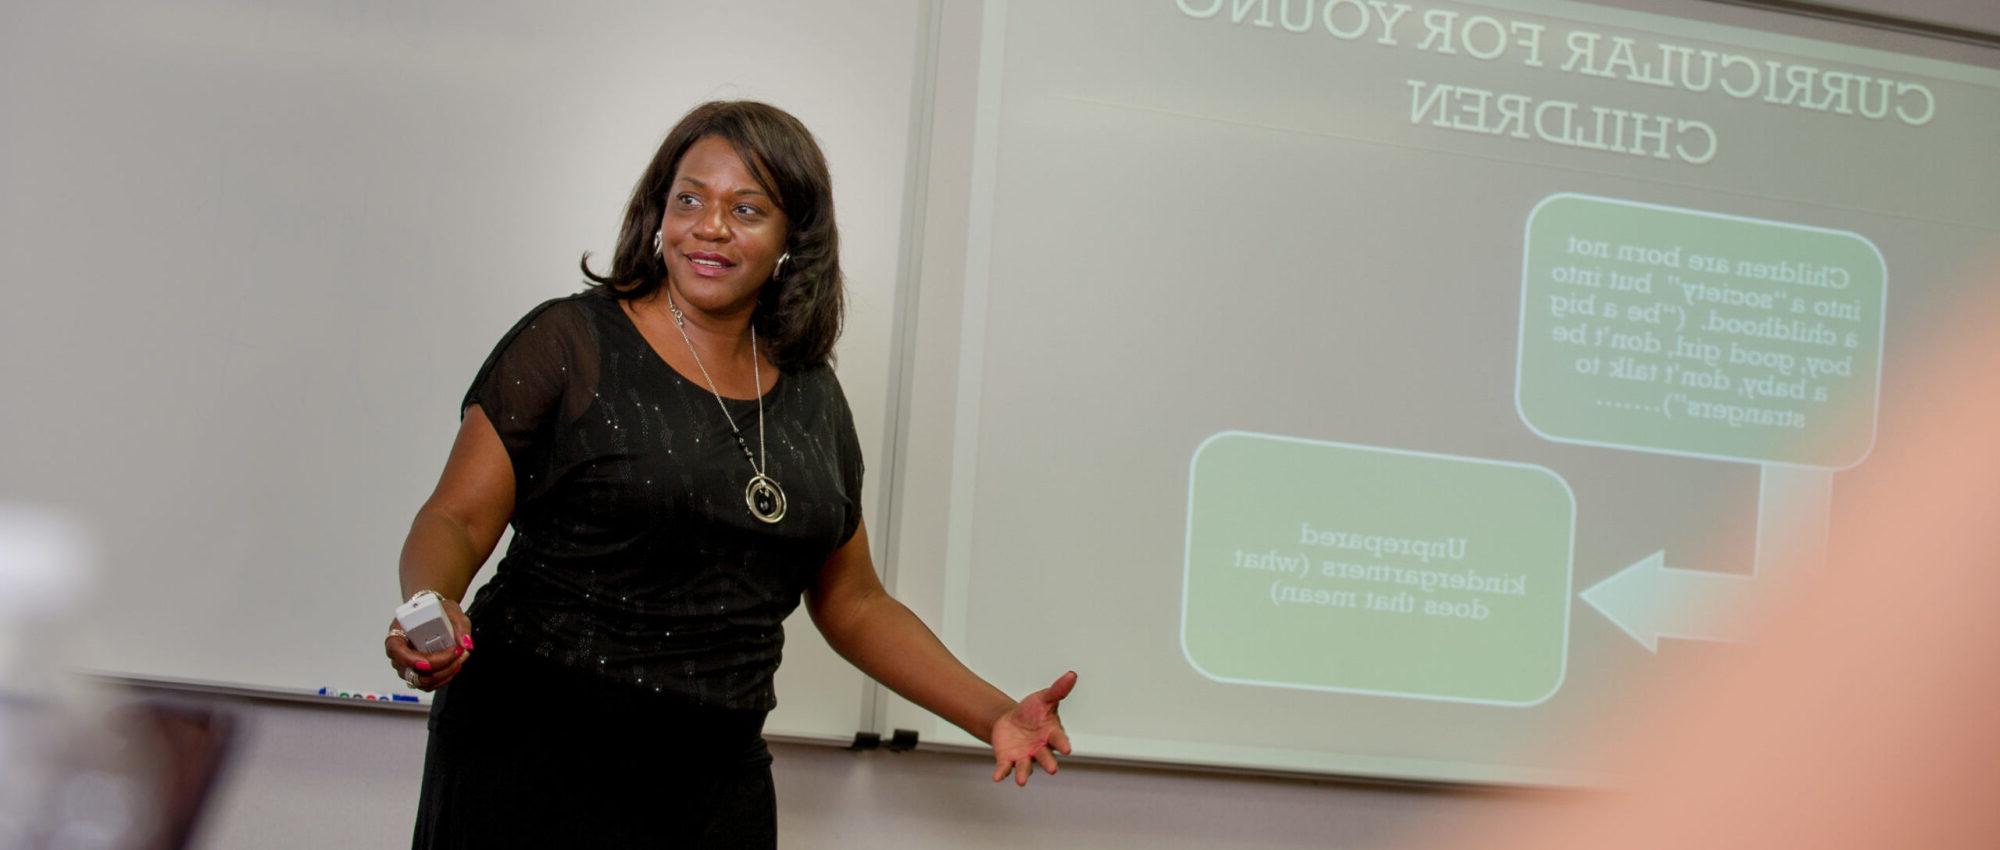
[414, 660, 432, 672]
[461, 634, 475, 650]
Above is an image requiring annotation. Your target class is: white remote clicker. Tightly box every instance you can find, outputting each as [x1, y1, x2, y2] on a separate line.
[394, 592, 457, 655]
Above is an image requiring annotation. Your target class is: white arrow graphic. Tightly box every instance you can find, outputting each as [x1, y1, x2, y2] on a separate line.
[1581, 465, 1833, 652]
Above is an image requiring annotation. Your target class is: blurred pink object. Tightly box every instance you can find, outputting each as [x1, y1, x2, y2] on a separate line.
[1430, 278, 2000, 850]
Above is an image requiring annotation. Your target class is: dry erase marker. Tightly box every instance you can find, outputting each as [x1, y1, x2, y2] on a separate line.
[319, 686, 425, 704]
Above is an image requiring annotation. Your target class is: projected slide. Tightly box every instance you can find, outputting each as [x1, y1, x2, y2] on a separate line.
[1183, 434, 1574, 706]
[928, 0, 2000, 784]
[1517, 194, 1884, 467]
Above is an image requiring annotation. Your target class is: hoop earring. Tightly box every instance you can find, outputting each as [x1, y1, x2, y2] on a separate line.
[773, 252, 791, 280]
[653, 232, 663, 256]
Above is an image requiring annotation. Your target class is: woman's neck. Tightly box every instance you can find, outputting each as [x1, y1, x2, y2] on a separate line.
[658, 286, 756, 359]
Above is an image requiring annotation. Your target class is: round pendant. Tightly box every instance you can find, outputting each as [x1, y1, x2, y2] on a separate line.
[745, 474, 786, 524]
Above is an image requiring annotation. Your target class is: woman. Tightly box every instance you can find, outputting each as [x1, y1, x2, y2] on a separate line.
[384, 101, 1075, 848]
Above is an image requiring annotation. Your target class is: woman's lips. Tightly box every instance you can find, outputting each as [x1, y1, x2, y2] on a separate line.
[685, 252, 735, 277]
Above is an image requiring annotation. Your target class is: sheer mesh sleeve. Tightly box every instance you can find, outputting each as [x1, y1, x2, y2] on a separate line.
[461, 297, 598, 498]
[828, 370, 867, 547]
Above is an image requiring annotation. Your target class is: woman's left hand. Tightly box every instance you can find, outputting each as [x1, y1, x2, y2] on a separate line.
[989, 671, 1077, 786]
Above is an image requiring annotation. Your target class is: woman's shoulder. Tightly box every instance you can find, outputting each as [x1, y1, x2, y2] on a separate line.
[779, 361, 857, 425]
[472, 290, 621, 373]
[498, 288, 620, 338]
[523, 287, 618, 322]
[783, 359, 844, 394]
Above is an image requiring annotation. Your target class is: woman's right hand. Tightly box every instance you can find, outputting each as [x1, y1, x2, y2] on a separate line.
[383, 597, 474, 692]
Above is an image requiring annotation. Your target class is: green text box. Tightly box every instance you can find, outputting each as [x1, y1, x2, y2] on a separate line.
[1518, 194, 1885, 468]
[1182, 432, 1574, 706]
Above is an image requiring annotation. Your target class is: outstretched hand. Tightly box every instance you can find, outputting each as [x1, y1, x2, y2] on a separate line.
[989, 671, 1077, 786]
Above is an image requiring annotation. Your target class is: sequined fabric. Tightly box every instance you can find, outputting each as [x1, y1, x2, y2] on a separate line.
[457, 290, 863, 711]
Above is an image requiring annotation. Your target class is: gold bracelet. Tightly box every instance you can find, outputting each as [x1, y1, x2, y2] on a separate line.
[404, 589, 446, 606]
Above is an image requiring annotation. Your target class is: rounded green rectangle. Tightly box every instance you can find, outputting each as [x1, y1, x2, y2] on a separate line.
[1517, 194, 1885, 468]
[1182, 432, 1574, 706]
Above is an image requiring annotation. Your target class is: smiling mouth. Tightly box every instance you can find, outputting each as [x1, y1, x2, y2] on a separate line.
[687, 253, 735, 269]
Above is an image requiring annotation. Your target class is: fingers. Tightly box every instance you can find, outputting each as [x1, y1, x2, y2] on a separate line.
[382, 622, 426, 668]
[383, 614, 472, 692]
[431, 647, 469, 679]
[1033, 745, 1060, 777]
[1050, 727, 1073, 756]
[999, 751, 1057, 787]
[993, 757, 1037, 786]
[397, 646, 467, 691]
[991, 748, 1064, 786]
[445, 600, 474, 646]
[387, 635, 463, 675]
[383, 616, 465, 662]
[408, 651, 468, 691]
[1042, 670, 1078, 703]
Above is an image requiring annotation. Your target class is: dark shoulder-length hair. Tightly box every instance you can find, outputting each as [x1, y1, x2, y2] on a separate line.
[581, 100, 844, 369]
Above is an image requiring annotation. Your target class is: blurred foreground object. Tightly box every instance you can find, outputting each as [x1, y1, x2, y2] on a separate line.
[0, 507, 237, 849]
[1427, 286, 2000, 849]
[0, 507, 92, 681]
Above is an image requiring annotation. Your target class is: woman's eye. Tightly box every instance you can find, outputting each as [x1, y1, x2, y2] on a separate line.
[675, 193, 700, 207]
[734, 204, 762, 217]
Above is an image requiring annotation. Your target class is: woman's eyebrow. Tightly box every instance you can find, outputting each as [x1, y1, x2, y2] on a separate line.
[675, 175, 770, 199]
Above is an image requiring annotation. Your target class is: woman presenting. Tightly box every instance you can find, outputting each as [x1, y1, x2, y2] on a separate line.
[383, 101, 1075, 848]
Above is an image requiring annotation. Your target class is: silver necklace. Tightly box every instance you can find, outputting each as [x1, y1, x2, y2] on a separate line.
[664, 292, 786, 524]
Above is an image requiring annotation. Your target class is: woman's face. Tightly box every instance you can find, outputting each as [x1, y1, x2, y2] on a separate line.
[658, 135, 790, 319]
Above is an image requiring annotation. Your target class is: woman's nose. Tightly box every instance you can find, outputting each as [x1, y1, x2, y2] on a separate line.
[693, 204, 730, 240]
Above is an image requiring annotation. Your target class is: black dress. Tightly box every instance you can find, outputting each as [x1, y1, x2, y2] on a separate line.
[412, 290, 865, 848]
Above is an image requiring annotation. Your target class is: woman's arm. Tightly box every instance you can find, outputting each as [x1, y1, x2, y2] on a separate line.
[385, 405, 515, 690]
[807, 520, 1075, 785]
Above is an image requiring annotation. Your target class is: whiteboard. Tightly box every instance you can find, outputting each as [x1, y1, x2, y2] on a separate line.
[0, 0, 926, 741]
